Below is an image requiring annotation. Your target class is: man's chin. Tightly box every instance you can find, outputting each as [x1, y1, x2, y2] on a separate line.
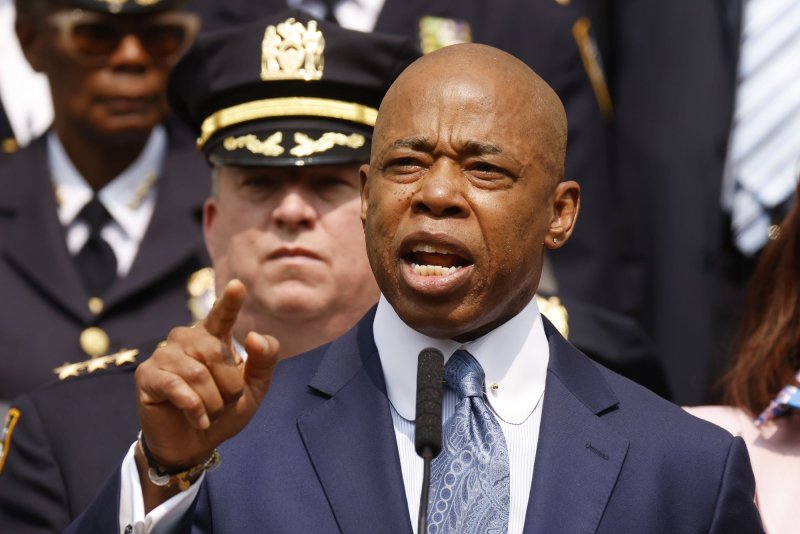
[253, 286, 331, 321]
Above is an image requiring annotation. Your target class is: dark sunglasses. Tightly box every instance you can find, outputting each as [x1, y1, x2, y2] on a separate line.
[47, 9, 200, 66]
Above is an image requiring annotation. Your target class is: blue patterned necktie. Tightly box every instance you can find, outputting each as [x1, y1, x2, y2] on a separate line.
[427, 350, 510, 534]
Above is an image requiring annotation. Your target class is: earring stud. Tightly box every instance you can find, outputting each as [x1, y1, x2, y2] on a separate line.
[553, 238, 558, 245]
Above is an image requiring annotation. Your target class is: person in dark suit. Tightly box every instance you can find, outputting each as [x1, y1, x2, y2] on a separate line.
[65, 26, 762, 532]
[0, 0, 208, 401]
[609, 1, 800, 404]
[0, 12, 420, 533]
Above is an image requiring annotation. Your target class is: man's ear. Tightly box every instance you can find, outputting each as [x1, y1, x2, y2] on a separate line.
[544, 180, 580, 249]
[202, 197, 219, 258]
[359, 163, 370, 227]
[16, 14, 47, 73]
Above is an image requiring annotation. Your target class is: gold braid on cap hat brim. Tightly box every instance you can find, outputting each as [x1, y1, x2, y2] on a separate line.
[197, 96, 378, 149]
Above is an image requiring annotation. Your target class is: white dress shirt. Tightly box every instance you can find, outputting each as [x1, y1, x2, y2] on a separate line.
[0, 0, 53, 145]
[287, 0, 386, 32]
[48, 126, 166, 277]
[118, 295, 549, 533]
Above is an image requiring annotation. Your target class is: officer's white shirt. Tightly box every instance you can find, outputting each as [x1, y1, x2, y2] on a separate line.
[288, 0, 386, 32]
[118, 295, 549, 534]
[48, 126, 166, 277]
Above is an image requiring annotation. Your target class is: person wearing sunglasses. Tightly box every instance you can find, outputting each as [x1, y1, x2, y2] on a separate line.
[0, 0, 208, 404]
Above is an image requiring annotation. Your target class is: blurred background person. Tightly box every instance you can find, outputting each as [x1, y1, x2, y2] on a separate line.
[687, 180, 800, 534]
[0, 0, 209, 405]
[0, 13, 419, 532]
[609, 0, 800, 404]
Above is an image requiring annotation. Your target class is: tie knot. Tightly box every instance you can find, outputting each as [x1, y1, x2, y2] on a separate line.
[444, 350, 485, 398]
[78, 197, 112, 233]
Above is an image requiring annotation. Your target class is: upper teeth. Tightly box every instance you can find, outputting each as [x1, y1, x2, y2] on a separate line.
[412, 244, 452, 254]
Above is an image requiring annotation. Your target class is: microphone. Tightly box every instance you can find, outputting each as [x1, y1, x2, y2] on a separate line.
[414, 347, 444, 534]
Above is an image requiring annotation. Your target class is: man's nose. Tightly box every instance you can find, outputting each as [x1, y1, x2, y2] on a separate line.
[108, 33, 152, 69]
[412, 161, 469, 218]
[272, 188, 317, 231]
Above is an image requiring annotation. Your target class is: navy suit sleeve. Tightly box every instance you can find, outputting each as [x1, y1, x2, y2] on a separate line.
[65, 469, 199, 534]
[64, 468, 122, 534]
[0, 395, 71, 534]
[708, 437, 764, 533]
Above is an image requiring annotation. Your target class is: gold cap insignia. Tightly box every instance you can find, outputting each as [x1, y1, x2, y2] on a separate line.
[0, 408, 21, 474]
[53, 349, 139, 381]
[261, 17, 325, 81]
[536, 294, 569, 339]
[290, 132, 365, 157]
[223, 132, 285, 157]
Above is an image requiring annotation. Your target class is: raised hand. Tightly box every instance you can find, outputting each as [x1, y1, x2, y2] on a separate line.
[134, 279, 279, 506]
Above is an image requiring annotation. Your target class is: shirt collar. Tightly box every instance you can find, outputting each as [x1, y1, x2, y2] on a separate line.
[374, 294, 549, 424]
[48, 125, 167, 242]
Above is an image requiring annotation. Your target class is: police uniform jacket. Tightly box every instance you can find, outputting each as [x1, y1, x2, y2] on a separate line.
[0, 121, 210, 400]
[0, 356, 142, 534]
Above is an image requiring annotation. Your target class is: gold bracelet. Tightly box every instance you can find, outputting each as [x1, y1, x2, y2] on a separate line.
[137, 431, 220, 491]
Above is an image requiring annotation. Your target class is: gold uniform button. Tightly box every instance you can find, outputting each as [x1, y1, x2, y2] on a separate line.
[88, 297, 104, 315]
[80, 327, 110, 357]
[1, 138, 18, 154]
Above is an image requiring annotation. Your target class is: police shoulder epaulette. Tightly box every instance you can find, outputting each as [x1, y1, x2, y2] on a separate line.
[52, 348, 139, 381]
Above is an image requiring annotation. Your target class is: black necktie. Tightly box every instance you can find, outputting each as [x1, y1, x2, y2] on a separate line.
[75, 197, 117, 296]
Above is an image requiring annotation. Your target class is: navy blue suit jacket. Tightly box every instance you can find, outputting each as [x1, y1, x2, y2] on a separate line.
[68, 310, 763, 533]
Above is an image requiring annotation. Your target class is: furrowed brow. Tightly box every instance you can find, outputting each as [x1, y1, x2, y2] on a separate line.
[391, 136, 431, 151]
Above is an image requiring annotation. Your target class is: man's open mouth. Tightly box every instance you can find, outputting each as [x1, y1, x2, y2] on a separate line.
[405, 244, 471, 277]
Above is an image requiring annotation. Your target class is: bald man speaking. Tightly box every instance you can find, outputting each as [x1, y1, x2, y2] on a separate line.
[67, 43, 762, 534]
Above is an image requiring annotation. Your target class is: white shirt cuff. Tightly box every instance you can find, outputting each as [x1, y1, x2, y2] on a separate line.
[118, 442, 205, 534]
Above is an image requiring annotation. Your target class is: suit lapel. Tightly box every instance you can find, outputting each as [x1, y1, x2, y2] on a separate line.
[297, 311, 413, 533]
[524, 319, 629, 534]
[105, 125, 208, 308]
[2, 138, 90, 321]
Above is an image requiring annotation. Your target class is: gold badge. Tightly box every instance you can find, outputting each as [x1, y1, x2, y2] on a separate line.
[223, 132, 285, 157]
[418, 16, 472, 55]
[0, 408, 21, 474]
[536, 294, 569, 339]
[290, 132, 365, 158]
[187, 267, 216, 322]
[80, 327, 110, 358]
[261, 18, 325, 81]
